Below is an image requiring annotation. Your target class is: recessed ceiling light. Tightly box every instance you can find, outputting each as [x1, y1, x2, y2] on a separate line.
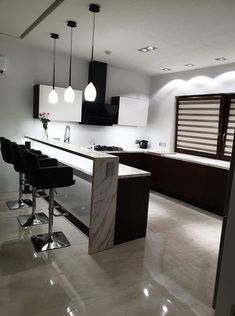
[138, 46, 157, 53]
[215, 57, 227, 61]
[162, 68, 172, 71]
[185, 64, 195, 67]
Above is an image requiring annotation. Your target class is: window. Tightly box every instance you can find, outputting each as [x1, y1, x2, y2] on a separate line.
[175, 94, 235, 161]
[222, 95, 235, 160]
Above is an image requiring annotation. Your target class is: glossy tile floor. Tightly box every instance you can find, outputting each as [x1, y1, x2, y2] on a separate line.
[0, 191, 221, 316]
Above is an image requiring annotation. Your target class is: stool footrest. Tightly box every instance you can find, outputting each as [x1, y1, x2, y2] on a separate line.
[31, 232, 71, 252]
[17, 212, 48, 227]
[6, 200, 30, 210]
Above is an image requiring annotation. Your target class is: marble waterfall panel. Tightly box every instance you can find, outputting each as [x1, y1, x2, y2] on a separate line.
[89, 157, 119, 254]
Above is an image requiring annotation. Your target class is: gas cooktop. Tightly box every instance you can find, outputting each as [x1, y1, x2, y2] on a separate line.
[94, 145, 124, 152]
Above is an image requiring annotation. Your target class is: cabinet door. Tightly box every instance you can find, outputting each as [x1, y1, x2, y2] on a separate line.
[164, 159, 207, 203]
[118, 97, 149, 127]
[145, 154, 162, 190]
[147, 154, 207, 202]
[202, 166, 228, 215]
[114, 153, 146, 170]
[34, 84, 83, 122]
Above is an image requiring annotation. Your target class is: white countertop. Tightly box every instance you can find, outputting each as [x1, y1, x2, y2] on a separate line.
[163, 153, 230, 170]
[118, 164, 150, 179]
[26, 137, 230, 173]
[25, 137, 151, 179]
[107, 148, 169, 154]
[26, 137, 114, 160]
[108, 148, 230, 170]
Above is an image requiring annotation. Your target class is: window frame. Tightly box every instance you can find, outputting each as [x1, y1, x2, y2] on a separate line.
[175, 94, 233, 161]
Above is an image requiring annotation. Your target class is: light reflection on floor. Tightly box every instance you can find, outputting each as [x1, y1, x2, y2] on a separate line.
[0, 191, 220, 316]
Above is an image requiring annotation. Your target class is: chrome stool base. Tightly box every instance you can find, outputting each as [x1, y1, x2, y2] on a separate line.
[31, 232, 71, 252]
[6, 200, 30, 210]
[17, 212, 48, 227]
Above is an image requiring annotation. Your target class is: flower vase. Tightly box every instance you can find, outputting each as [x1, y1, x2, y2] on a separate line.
[42, 123, 48, 139]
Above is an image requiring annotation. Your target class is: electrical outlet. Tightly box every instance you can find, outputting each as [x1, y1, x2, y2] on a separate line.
[106, 162, 116, 177]
[230, 305, 235, 315]
[159, 142, 166, 147]
[135, 140, 140, 144]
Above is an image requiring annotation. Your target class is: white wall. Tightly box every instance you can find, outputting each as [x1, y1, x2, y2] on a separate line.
[148, 63, 235, 151]
[0, 36, 150, 192]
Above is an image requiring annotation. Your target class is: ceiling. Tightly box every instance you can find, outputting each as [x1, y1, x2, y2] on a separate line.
[1, 0, 235, 76]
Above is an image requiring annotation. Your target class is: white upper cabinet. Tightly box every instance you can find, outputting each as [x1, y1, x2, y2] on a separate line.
[33, 84, 83, 122]
[111, 96, 149, 127]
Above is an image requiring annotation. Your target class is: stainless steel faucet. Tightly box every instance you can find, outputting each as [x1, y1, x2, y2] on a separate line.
[64, 125, 71, 143]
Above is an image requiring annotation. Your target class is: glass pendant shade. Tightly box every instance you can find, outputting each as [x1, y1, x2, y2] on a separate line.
[49, 33, 59, 104]
[48, 89, 58, 104]
[85, 4, 100, 102]
[84, 82, 96, 102]
[65, 21, 77, 103]
[64, 85, 75, 103]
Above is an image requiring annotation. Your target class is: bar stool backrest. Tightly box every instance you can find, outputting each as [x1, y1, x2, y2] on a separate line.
[21, 150, 40, 184]
[0, 137, 12, 164]
[11, 142, 25, 173]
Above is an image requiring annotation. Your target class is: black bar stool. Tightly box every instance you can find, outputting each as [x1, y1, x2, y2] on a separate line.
[0, 137, 47, 210]
[22, 150, 75, 252]
[11, 142, 58, 227]
[0, 137, 29, 210]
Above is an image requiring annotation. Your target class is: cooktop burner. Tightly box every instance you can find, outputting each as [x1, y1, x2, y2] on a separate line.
[94, 145, 123, 151]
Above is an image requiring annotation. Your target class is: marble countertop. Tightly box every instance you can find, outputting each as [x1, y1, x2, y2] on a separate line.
[107, 148, 169, 154]
[163, 153, 230, 170]
[26, 137, 229, 172]
[25, 137, 151, 179]
[118, 164, 151, 179]
[25, 137, 114, 160]
[109, 148, 230, 170]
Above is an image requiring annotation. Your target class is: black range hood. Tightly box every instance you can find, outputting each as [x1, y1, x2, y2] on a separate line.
[81, 61, 119, 126]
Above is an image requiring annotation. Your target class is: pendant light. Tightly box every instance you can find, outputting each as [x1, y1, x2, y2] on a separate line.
[64, 20, 77, 103]
[84, 3, 100, 102]
[48, 33, 59, 104]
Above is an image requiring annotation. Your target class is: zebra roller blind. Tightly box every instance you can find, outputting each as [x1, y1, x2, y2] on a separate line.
[175, 96, 222, 158]
[223, 97, 235, 158]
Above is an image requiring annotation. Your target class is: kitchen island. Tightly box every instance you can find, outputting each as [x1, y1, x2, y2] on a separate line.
[25, 137, 151, 254]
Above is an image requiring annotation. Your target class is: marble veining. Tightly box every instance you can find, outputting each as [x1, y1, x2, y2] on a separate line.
[89, 157, 119, 254]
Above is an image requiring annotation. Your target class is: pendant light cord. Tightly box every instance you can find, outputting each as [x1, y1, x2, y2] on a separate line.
[69, 27, 73, 86]
[53, 38, 56, 89]
[91, 12, 96, 62]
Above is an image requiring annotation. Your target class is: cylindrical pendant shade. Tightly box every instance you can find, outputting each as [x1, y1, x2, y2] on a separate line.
[84, 82, 96, 102]
[64, 86, 75, 103]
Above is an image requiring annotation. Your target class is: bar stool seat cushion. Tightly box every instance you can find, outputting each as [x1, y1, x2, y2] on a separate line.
[33, 166, 75, 189]
[22, 150, 75, 190]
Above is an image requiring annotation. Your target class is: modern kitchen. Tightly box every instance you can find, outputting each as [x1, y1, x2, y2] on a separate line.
[1, 1, 235, 316]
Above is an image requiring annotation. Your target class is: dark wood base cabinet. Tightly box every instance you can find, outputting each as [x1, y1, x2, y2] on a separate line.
[114, 153, 146, 170]
[114, 176, 150, 245]
[146, 154, 228, 216]
[114, 153, 229, 216]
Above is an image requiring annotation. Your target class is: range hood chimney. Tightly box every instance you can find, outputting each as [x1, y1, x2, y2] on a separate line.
[81, 61, 119, 126]
[88, 60, 107, 103]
